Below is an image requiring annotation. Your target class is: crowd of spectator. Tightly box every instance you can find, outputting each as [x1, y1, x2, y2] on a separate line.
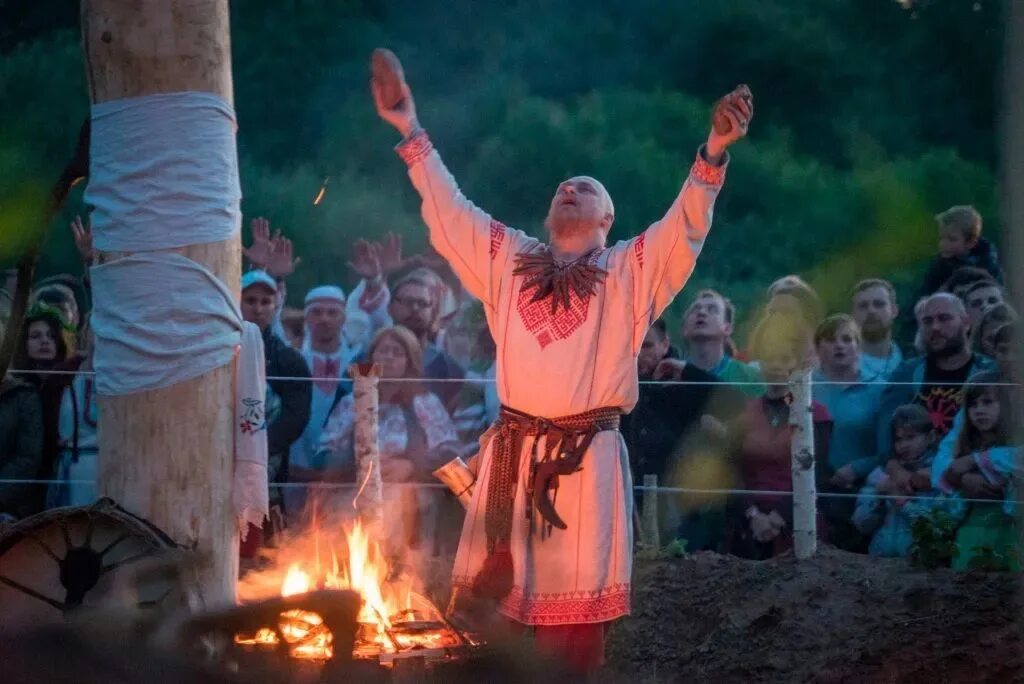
[0, 202, 1017, 570]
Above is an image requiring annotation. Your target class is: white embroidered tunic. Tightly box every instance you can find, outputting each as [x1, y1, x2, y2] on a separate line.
[397, 130, 726, 625]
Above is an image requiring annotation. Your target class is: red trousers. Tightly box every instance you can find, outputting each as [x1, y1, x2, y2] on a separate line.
[534, 622, 609, 674]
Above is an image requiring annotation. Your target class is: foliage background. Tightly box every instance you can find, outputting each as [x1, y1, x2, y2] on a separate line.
[0, 0, 1004, 340]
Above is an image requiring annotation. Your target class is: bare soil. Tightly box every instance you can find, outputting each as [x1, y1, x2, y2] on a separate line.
[605, 547, 1023, 683]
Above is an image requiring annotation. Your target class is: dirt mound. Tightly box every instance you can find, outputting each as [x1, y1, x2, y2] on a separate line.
[606, 547, 1023, 683]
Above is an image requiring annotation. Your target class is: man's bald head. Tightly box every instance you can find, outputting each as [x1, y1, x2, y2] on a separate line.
[544, 175, 615, 240]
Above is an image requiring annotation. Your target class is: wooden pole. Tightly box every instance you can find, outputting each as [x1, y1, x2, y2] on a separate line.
[350, 364, 384, 534]
[1003, 0, 1024, 566]
[789, 368, 817, 559]
[83, 0, 240, 606]
[642, 473, 660, 547]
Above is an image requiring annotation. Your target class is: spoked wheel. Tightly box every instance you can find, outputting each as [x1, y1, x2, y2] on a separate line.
[0, 498, 182, 632]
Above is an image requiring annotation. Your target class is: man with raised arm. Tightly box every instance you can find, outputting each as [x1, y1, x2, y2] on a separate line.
[371, 51, 751, 673]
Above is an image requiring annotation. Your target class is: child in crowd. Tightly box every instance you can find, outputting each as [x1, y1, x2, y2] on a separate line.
[940, 371, 1019, 570]
[852, 405, 939, 557]
[919, 205, 1004, 297]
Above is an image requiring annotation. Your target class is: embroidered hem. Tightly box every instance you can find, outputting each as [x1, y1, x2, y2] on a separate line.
[454, 578, 631, 625]
[690, 145, 727, 187]
[396, 129, 433, 167]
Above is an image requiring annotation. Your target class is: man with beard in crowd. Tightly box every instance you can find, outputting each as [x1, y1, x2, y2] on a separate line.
[851, 279, 903, 381]
[875, 292, 994, 463]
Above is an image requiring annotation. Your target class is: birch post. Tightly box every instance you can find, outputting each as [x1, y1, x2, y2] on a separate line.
[788, 368, 817, 559]
[642, 474, 660, 547]
[84, 0, 240, 606]
[351, 364, 384, 534]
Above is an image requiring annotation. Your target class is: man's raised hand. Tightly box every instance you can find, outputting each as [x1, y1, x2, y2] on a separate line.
[707, 84, 753, 162]
[376, 231, 414, 277]
[348, 239, 382, 282]
[266, 235, 301, 279]
[370, 49, 419, 137]
[70, 215, 93, 263]
[244, 217, 276, 269]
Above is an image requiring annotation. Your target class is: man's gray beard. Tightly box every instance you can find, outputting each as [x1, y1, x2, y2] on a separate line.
[930, 333, 967, 359]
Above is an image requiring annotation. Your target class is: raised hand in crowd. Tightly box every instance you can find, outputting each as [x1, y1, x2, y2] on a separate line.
[70, 215, 93, 263]
[244, 217, 300, 279]
[377, 231, 416, 277]
[348, 238, 382, 282]
[243, 216, 277, 269]
[266, 234, 301, 279]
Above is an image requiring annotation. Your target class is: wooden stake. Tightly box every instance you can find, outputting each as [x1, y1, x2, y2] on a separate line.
[642, 474, 660, 547]
[350, 364, 384, 534]
[789, 368, 817, 559]
[84, 0, 240, 607]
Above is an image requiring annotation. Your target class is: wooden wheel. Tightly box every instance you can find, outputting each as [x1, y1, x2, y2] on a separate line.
[0, 498, 182, 633]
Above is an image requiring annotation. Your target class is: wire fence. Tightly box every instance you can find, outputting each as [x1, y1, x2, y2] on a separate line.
[7, 367, 1023, 387]
[2, 478, 1018, 508]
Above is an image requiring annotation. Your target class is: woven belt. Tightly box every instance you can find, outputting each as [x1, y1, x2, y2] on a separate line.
[483, 405, 621, 553]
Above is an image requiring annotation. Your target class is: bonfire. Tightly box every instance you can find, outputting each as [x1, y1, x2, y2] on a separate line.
[233, 516, 477, 665]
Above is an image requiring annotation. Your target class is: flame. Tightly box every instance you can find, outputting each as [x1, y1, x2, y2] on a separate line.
[282, 564, 311, 597]
[235, 516, 467, 662]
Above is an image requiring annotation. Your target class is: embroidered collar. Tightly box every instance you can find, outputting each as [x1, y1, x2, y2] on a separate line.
[512, 247, 607, 314]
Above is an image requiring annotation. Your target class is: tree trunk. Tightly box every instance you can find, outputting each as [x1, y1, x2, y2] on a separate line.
[789, 368, 817, 559]
[83, 0, 240, 606]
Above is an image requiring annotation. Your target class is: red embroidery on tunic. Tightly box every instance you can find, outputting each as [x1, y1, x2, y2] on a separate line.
[633, 233, 646, 269]
[451, 579, 630, 625]
[489, 220, 506, 260]
[395, 129, 434, 167]
[515, 251, 603, 349]
[690, 148, 726, 187]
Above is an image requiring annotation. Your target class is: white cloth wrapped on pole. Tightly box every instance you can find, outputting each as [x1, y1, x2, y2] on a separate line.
[85, 91, 266, 539]
[86, 91, 241, 251]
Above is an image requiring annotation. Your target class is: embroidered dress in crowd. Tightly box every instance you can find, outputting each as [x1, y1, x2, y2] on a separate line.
[396, 128, 727, 625]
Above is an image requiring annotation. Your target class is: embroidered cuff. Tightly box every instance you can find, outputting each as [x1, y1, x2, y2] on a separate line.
[690, 144, 728, 187]
[395, 128, 434, 167]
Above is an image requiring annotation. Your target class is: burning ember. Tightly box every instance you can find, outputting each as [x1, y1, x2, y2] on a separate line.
[233, 518, 477, 665]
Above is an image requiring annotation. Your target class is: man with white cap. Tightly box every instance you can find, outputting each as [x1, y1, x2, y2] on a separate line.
[372, 50, 751, 673]
[240, 270, 311, 539]
[286, 283, 390, 514]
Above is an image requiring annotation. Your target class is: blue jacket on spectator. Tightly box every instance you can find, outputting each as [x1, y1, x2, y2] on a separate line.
[852, 457, 940, 557]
